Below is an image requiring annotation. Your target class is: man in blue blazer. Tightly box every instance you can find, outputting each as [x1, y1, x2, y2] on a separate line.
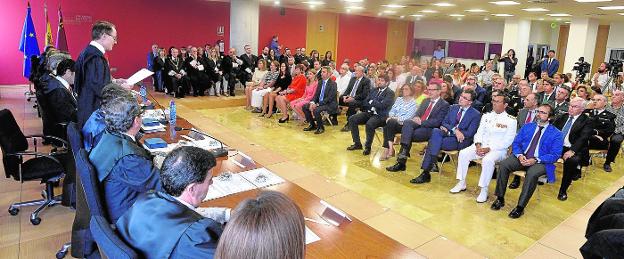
[303, 66, 338, 134]
[540, 50, 559, 77]
[491, 104, 563, 218]
[387, 82, 450, 172]
[346, 75, 395, 155]
[411, 89, 482, 184]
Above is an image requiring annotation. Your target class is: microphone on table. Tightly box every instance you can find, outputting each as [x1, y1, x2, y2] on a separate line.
[174, 126, 228, 158]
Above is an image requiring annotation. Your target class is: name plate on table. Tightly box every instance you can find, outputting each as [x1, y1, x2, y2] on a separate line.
[144, 138, 167, 149]
[319, 200, 352, 226]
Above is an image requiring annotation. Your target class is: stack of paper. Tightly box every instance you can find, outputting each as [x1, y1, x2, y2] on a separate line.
[203, 167, 285, 201]
[141, 124, 166, 133]
[142, 109, 165, 121]
[239, 167, 285, 188]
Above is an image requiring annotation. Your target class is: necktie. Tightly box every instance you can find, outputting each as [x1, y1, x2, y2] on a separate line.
[562, 116, 574, 138]
[319, 80, 327, 102]
[349, 78, 361, 97]
[525, 126, 544, 159]
[456, 108, 464, 126]
[420, 101, 435, 121]
[525, 110, 533, 124]
[543, 94, 549, 103]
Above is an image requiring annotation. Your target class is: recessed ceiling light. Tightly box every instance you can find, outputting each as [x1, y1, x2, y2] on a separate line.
[522, 8, 549, 12]
[466, 9, 488, 12]
[619, 12, 624, 15]
[489, 1, 520, 5]
[410, 14, 424, 17]
[274, 1, 280, 5]
[400, 15, 405, 18]
[434, 2, 456, 7]
[565, 21, 571, 23]
[302, 1, 325, 4]
[547, 13, 572, 16]
[575, 0, 611, 2]
[343, 0, 363, 2]
[347, 6, 364, 10]
[383, 10, 397, 14]
[382, 4, 406, 8]
[449, 14, 465, 17]
[420, 9, 438, 13]
[493, 13, 514, 16]
[484, 17, 490, 20]
[598, 6, 624, 10]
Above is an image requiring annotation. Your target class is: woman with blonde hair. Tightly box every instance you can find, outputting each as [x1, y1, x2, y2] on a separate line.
[250, 61, 279, 112]
[215, 191, 305, 259]
[245, 59, 268, 110]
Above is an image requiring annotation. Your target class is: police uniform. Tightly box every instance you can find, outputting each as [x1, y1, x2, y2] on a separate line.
[455, 111, 517, 196]
[585, 109, 616, 150]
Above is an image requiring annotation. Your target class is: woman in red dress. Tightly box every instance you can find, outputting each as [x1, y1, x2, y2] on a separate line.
[276, 64, 307, 123]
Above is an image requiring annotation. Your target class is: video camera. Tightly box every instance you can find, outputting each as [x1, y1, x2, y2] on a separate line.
[572, 57, 591, 83]
[608, 58, 623, 77]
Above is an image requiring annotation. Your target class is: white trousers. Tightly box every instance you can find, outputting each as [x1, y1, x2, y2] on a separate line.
[251, 88, 272, 108]
[456, 144, 508, 188]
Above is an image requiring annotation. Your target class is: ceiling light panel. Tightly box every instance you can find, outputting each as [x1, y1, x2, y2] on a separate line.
[434, 2, 456, 7]
[466, 9, 488, 12]
[522, 8, 549, 12]
[598, 6, 624, 10]
[489, 1, 520, 5]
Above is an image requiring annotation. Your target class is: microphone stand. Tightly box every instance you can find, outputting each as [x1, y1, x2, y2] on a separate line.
[174, 127, 228, 158]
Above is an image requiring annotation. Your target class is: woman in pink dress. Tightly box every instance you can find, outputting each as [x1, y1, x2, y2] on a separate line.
[290, 69, 318, 124]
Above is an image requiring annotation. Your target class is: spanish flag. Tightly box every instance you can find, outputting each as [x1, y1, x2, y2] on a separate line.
[44, 3, 53, 47]
[56, 4, 68, 51]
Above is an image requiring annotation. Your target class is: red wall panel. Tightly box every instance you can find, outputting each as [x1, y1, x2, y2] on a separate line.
[1, 0, 229, 85]
[337, 14, 387, 63]
[258, 6, 307, 51]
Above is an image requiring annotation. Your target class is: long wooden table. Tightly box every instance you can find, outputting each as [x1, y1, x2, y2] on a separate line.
[142, 90, 422, 258]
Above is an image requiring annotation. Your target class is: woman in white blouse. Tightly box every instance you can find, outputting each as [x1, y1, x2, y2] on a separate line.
[245, 60, 268, 110]
[381, 84, 418, 160]
[251, 61, 279, 112]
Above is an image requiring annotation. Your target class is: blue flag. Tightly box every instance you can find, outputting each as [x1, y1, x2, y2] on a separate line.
[19, 2, 40, 78]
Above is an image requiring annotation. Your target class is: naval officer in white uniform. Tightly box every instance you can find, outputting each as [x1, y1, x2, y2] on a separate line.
[451, 93, 517, 203]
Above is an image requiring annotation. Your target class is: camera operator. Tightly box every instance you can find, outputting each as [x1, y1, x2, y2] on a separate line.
[592, 62, 610, 93]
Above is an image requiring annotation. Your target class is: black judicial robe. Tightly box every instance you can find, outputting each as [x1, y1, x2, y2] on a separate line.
[74, 45, 111, 126]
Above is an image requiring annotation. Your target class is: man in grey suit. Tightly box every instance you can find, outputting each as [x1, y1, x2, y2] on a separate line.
[509, 92, 539, 189]
[303, 66, 338, 134]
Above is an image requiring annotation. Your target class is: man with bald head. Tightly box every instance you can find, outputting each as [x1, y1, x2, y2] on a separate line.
[220, 47, 242, 96]
[585, 94, 617, 171]
[553, 97, 593, 200]
[335, 63, 352, 95]
[605, 90, 624, 172]
[405, 65, 426, 86]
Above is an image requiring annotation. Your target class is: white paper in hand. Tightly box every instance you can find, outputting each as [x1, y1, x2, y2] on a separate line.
[126, 68, 154, 85]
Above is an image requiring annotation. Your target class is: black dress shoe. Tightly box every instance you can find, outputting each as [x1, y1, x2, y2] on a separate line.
[409, 172, 431, 184]
[386, 162, 406, 172]
[572, 173, 581, 181]
[508, 177, 520, 189]
[558, 192, 568, 201]
[347, 144, 363, 151]
[508, 206, 525, 219]
[303, 125, 317, 131]
[491, 198, 505, 210]
[363, 148, 371, 155]
[430, 163, 439, 172]
[314, 127, 325, 134]
[604, 163, 613, 172]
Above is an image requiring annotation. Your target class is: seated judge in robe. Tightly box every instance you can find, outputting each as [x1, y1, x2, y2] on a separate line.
[117, 146, 228, 258]
[185, 47, 211, 96]
[215, 191, 305, 259]
[43, 58, 77, 140]
[82, 83, 133, 152]
[165, 47, 191, 98]
[88, 94, 161, 222]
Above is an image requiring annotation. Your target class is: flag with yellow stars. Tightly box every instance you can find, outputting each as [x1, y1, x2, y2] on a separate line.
[19, 2, 40, 78]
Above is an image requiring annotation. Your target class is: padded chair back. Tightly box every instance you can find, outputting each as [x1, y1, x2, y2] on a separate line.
[0, 109, 29, 179]
[66, 122, 84, 153]
[90, 216, 138, 259]
[34, 89, 56, 138]
[76, 149, 107, 218]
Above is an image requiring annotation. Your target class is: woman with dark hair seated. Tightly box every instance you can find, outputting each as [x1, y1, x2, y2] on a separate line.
[275, 64, 307, 123]
[215, 191, 305, 259]
[262, 62, 291, 118]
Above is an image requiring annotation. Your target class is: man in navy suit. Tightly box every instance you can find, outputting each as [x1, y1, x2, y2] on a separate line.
[339, 66, 371, 131]
[491, 104, 563, 219]
[455, 75, 486, 111]
[346, 75, 395, 155]
[74, 21, 128, 127]
[303, 66, 338, 134]
[410, 89, 482, 184]
[386, 82, 450, 172]
[540, 50, 559, 77]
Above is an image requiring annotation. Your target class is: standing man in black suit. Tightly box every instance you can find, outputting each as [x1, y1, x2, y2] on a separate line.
[339, 66, 371, 132]
[386, 82, 451, 172]
[239, 45, 258, 84]
[74, 21, 128, 127]
[553, 97, 593, 201]
[303, 66, 338, 134]
[346, 75, 395, 155]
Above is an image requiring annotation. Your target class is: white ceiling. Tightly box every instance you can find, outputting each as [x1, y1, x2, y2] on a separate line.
[260, 0, 624, 23]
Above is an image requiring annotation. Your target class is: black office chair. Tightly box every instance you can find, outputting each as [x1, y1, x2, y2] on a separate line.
[57, 122, 83, 258]
[90, 215, 138, 259]
[0, 109, 69, 225]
